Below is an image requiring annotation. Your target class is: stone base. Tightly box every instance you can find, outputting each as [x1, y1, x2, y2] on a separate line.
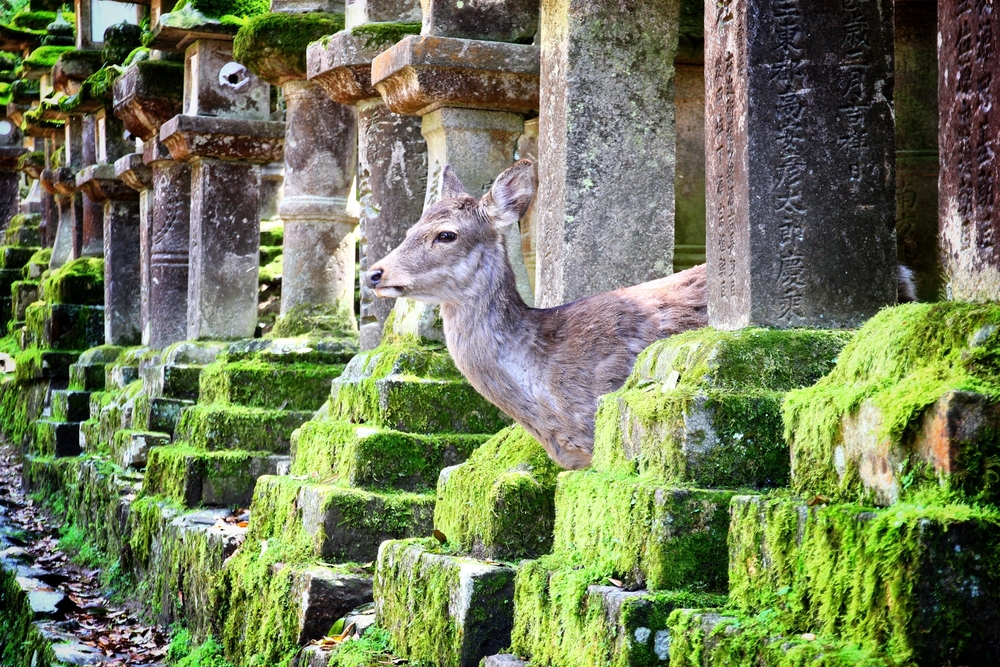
[175, 405, 313, 453]
[144, 446, 288, 508]
[23, 303, 104, 350]
[33, 420, 81, 457]
[375, 539, 516, 667]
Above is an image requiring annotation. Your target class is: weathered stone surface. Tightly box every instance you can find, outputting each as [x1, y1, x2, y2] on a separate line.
[291, 566, 373, 644]
[133, 396, 195, 434]
[354, 99, 427, 349]
[482, 655, 528, 667]
[199, 359, 345, 411]
[186, 159, 261, 340]
[534, 0, 679, 307]
[419, 0, 538, 43]
[704, 0, 896, 328]
[145, 446, 288, 507]
[375, 539, 516, 667]
[141, 363, 203, 401]
[307, 31, 386, 104]
[24, 303, 105, 350]
[51, 390, 91, 422]
[182, 39, 271, 120]
[345, 0, 421, 28]
[160, 114, 285, 163]
[372, 35, 540, 116]
[938, 0, 999, 302]
[176, 405, 313, 453]
[103, 198, 142, 345]
[674, 60, 706, 273]
[113, 60, 185, 141]
[34, 420, 82, 457]
[272, 0, 343, 11]
[112, 429, 171, 469]
[114, 153, 153, 192]
[76, 164, 139, 203]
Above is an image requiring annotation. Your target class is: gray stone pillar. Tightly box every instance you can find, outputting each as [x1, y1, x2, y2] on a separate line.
[938, 0, 999, 302]
[115, 152, 155, 344]
[78, 115, 104, 258]
[535, 0, 679, 307]
[277, 79, 358, 324]
[674, 3, 707, 273]
[705, 0, 897, 329]
[0, 118, 25, 234]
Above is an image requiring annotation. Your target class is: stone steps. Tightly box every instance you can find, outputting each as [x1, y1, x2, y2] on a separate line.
[176, 404, 313, 453]
[143, 445, 289, 508]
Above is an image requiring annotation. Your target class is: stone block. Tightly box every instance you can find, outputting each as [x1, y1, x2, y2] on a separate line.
[132, 396, 194, 434]
[113, 60, 185, 141]
[223, 336, 358, 366]
[482, 656, 527, 667]
[419, 0, 538, 43]
[372, 35, 540, 116]
[51, 390, 90, 422]
[160, 115, 285, 164]
[33, 420, 81, 457]
[111, 429, 171, 469]
[307, 31, 387, 104]
[728, 494, 1000, 665]
[24, 303, 104, 350]
[291, 565, 374, 644]
[375, 539, 516, 667]
[330, 342, 509, 434]
[176, 404, 313, 453]
[144, 445, 288, 508]
[290, 420, 489, 490]
[434, 426, 560, 561]
[140, 363, 202, 401]
[11, 281, 39, 321]
[786, 303, 1000, 505]
[12, 351, 79, 382]
[40, 257, 104, 305]
[79, 419, 100, 452]
[199, 359, 344, 411]
[0, 245, 38, 269]
[298, 483, 435, 562]
[181, 40, 271, 121]
[512, 560, 725, 667]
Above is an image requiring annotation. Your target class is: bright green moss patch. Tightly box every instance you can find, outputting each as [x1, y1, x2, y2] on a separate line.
[511, 556, 726, 667]
[434, 425, 560, 560]
[666, 608, 891, 667]
[727, 493, 1000, 665]
[58, 64, 123, 111]
[23, 44, 74, 69]
[9, 9, 56, 31]
[328, 626, 399, 667]
[176, 404, 312, 453]
[170, 0, 268, 20]
[22, 247, 51, 279]
[785, 302, 1000, 503]
[350, 21, 421, 49]
[233, 12, 344, 83]
[290, 420, 489, 491]
[268, 303, 356, 338]
[553, 470, 734, 591]
[0, 560, 58, 667]
[143, 444, 277, 507]
[40, 256, 104, 305]
[198, 358, 344, 410]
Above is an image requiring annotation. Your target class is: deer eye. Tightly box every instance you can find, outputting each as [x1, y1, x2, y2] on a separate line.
[435, 231, 457, 243]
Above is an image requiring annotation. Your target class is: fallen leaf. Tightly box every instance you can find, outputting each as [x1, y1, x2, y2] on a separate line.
[608, 578, 624, 588]
[433, 529, 447, 544]
[807, 495, 829, 507]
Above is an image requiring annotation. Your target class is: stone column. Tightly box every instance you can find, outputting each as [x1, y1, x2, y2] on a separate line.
[704, 0, 897, 329]
[0, 118, 25, 233]
[307, 1, 426, 348]
[674, 1, 707, 273]
[938, 0, 999, 301]
[77, 116, 105, 258]
[113, 57, 188, 348]
[535, 0, 679, 307]
[51, 117, 86, 267]
[159, 39, 283, 340]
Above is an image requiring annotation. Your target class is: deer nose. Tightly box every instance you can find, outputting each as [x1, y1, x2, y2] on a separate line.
[365, 269, 383, 287]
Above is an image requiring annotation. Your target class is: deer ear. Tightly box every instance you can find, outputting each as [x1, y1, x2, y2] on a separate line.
[440, 165, 467, 200]
[482, 160, 536, 228]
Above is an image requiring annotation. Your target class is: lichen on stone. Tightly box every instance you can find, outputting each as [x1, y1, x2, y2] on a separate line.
[349, 21, 421, 49]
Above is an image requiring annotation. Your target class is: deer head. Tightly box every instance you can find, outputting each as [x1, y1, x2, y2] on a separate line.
[364, 160, 536, 305]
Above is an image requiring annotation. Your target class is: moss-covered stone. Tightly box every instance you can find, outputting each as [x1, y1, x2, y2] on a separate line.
[0, 561, 58, 667]
[176, 404, 313, 453]
[24, 302, 104, 350]
[666, 608, 892, 667]
[21, 44, 73, 69]
[101, 21, 142, 65]
[434, 425, 560, 561]
[330, 341, 510, 435]
[11, 281, 40, 321]
[51, 388, 89, 421]
[198, 358, 345, 411]
[40, 256, 104, 305]
[221, 334, 356, 365]
[727, 493, 1000, 664]
[511, 557, 726, 667]
[350, 21, 421, 48]
[169, 0, 268, 19]
[290, 420, 490, 491]
[0, 245, 39, 269]
[143, 444, 285, 508]
[140, 362, 203, 401]
[132, 395, 193, 434]
[33, 418, 81, 457]
[4, 213, 42, 246]
[68, 344, 126, 391]
[374, 538, 517, 667]
[233, 11, 344, 84]
[592, 328, 849, 486]
[110, 429, 170, 468]
[21, 248, 51, 280]
[785, 303, 1000, 505]
[268, 303, 358, 339]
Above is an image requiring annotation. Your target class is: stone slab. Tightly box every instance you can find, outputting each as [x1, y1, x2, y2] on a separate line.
[51, 390, 91, 422]
[144, 446, 288, 508]
[198, 360, 346, 411]
[160, 114, 285, 164]
[419, 0, 537, 43]
[291, 565, 374, 644]
[34, 420, 82, 457]
[176, 405, 313, 453]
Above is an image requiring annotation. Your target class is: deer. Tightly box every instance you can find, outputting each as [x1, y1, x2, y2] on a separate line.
[364, 160, 917, 470]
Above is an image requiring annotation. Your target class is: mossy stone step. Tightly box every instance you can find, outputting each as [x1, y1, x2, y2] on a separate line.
[247, 476, 435, 562]
[4, 215, 42, 246]
[375, 538, 516, 667]
[666, 609, 893, 667]
[0, 267, 22, 292]
[0, 245, 40, 269]
[11, 280, 39, 321]
[552, 471, 734, 592]
[176, 404, 312, 453]
[14, 349, 79, 382]
[221, 336, 358, 366]
[51, 389, 90, 421]
[329, 343, 510, 435]
[199, 359, 345, 411]
[511, 558, 726, 667]
[24, 303, 104, 351]
[290, 419, 490, 491]
[592, 327, 849, 486]
[132, 395, 193, 434]
[68, 345, 126, 391]
[23, 249, 52, 280]
[39, 257, 104, 305]
[110, 429, 170, 469]
[729, 494, 1000, 664]
[434, 425, 561, 561]
[144, 445, 288, 508]
[33, 420, 81, 457]
[97, 380, 145, 447]
[140, 363, 203, 401]
[80, 419, 100, 452]
[786, 303, 1000, 506]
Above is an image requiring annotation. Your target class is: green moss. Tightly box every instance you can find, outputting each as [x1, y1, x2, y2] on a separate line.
[268, 303, 355, 338]
[259, 219, 283, 246]
[433, 425, 560, 560]
[122, 45, 150, 65]
[58, 64, 124, 111]
[350, 21, 421, 49]
[101, 21, 142, 64]
[511, 555, 726, 667]
[727, 493, 1000, 665]
[290, 419, 489, 491]
[0, 561, 58, 667]
[23, 44, 74, 69]
[40, 256, 104, 304]
[22, 248, 51, 279]
[0, 81, 10, 105]
[9, 77, 39, 101]
[176, 404, 312, 453]
[9, 9, 56, 31]
[0, 52, 21, 71]
[785, 302, 1000, 503]
[143, 443, 274, 507]
[172, 635, 233, 667]
[170, 0, 268, 20]
[131, 59, 185, 100]
[233, 12, 344, 82]
[198, 358, 345, 411]
[328, 626, 400, 667]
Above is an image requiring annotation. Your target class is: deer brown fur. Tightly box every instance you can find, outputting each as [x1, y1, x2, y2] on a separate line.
[366, 160, 916, 469]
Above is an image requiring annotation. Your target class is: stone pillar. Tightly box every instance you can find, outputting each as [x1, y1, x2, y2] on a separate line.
[51, 116, 87, 267]
[938, 0, 999, 301]
[674, 1, 707, 273]
[535, 0, 679, 307]
[704, 0, 897, 329]
[77, 116, 105, 258]
[894, 0, 939, 301]
[307, 1, 427, 349]
[159, 39, 283, 340]
[115, 152, 155, 343]
[0, 118, 25, 233]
